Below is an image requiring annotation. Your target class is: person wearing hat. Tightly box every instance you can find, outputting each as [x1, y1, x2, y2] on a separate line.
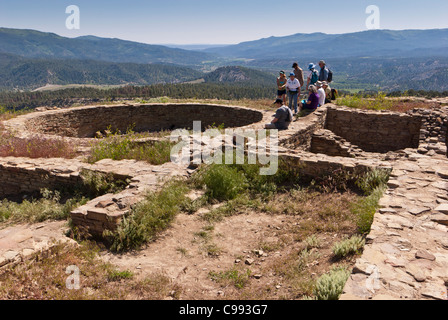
[318, 60, 330, 82]
[306, 63, 319, 89]
[286, 72, 301, 114]
[322, 81, 332, 104]
[277, 71, 287, 105]
[316, 81, 326, 107]
[299, 85, 320, 114]
[265, 98, 293, 130]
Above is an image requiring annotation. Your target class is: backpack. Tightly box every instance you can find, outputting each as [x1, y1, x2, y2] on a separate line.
[311, 70, 319, 84]
[331, 88, 338, 100]
[327, 69, 333, 83]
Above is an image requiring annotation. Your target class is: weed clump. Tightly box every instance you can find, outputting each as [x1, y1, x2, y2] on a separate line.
[87, 126, 173, 165]
[332, 235, 365, 259]
[199, 165, 249, 201]
[105, 180, 189, 252]
[80, 170, 129, 198]
[314, 267, 350, 300]
[355, 169, 390, 196]
[0, 189, 88, 224]
[209, 268, 252, 289]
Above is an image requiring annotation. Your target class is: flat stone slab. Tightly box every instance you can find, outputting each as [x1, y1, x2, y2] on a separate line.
[435, 204, 448, 214]
[0, 221, 76, 269]
[408, 207, 431, 216]
[415, 250, 436, 261]
[431, 214, 448, 226]
[421, 283, 448, 300]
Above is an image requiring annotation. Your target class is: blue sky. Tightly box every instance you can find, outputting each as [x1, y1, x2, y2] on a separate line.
[0, 0, 447, 44]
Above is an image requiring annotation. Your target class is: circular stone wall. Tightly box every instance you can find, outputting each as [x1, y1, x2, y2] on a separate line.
[17, 104, 264, 138]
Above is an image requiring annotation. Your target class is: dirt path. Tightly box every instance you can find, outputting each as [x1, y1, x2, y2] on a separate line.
[102, 212, 301, 299]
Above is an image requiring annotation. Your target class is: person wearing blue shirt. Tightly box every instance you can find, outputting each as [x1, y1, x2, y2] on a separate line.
[306, 63, 319, 89]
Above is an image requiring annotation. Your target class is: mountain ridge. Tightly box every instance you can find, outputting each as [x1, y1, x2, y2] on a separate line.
[0, 27, 213, 66]
[204, 29, 448, 60]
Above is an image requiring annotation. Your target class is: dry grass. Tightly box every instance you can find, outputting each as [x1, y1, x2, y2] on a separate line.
[203, 190, 362, 300]
[261, 190, 359, 237]
[0, 242, 182, 300]
[0, 123, 77, 159]
[388, 101, 440, 113]
[133, 97, 277, 111]
[336, 94, 440, 113]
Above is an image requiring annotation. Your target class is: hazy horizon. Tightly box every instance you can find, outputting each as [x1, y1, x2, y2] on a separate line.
[2, 25, 448, 47]
[0, 0, 447, 45]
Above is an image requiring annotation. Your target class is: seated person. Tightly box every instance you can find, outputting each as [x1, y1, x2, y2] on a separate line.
[299, 85, 320, 111]
[316, 81, 326, 107]
[265, 98, 293, 130]
[322, 81, 332, 104]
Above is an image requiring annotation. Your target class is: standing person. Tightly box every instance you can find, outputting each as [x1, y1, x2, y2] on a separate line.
[299, 85, 320, 112]
[265, 98, 293, 130]
[306, 63, 319, 89]
[322, 81, 332, 104]
[316, 81, 326, 107]
[292, 62, 304, 90]
[277, 71, 287, 105]
[318, 60, 330, 82]
[286, 72, 301, 114]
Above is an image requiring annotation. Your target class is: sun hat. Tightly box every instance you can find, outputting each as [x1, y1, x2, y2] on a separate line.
[308, 63, 315, 70]
[319, 60, 326, 65]
[316, 81, 323, 88]
[322, 81, 328, 86]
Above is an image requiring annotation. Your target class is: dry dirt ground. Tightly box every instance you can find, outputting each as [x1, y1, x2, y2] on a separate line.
[0, 190, 359, 300]
[102, 192, 358, 300]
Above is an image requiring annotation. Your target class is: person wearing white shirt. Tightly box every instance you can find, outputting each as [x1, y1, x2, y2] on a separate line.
[286, 72, 301, 113]
[316, 81, 326, 107]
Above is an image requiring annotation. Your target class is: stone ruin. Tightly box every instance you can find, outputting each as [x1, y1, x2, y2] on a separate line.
[1, 102, 448, 300]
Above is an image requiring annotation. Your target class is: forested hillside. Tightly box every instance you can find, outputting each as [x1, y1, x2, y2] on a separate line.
[0, 53, 204, 90]
[0, 83, 276, 110]
[203, 66, 276, 86]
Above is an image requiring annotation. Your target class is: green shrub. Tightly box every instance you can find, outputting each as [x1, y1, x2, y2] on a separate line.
[107, 270, 134, 282]
[209, 268, 252, 289]
[80, 170, 129, 198]
[355, 169, 390, 196]
[193, 158, 300, 202]
[314, 267, 350, 300]
[200, 165, 248, 201]
[304, 235, 321, 250]
[87, 129, 173, 165]
[332, 235, 365, 259]
[0, 189, 88, 224]
[352, 186, 385, 234]
[105, 180, 189, 252]
[336, 92, 394, 110]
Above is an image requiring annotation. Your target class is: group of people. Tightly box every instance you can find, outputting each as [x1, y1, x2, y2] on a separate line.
[266, 60, 335, 130]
